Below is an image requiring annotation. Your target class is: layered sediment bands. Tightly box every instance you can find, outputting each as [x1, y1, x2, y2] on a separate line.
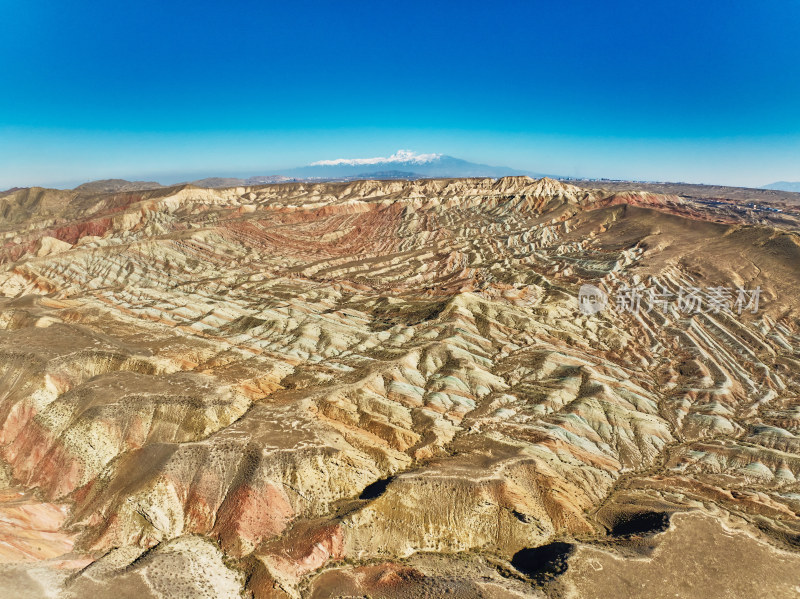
[70, 401, 387, 554]
[0, 176, 798, 597]
[0, 487, 77, 563]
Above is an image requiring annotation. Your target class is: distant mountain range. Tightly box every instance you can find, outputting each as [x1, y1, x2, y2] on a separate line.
[65, 151, 541, 191]
[8, 153, 800, 194]
[74, 179, 164, 193]
[763, 181, 800, 192]
[285, 150, 537, 179]
[188, 175, 296, 188]
[72, 175, 298, 192]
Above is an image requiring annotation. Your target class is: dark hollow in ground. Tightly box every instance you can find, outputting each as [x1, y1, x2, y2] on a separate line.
[511, 541, 574, 580]
[358, 476, 394, 500]
[610, 511, 671, 537]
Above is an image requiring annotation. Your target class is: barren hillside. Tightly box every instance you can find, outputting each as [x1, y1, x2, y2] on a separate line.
[0, 177, 799, 598]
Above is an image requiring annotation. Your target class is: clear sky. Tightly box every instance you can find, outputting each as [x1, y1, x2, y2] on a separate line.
[1, 0, 799, 188]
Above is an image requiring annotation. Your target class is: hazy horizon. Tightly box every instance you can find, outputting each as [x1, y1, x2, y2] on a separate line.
[7, 148, 800, 192]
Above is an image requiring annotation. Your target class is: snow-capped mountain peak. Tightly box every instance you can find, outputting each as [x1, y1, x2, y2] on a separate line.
[310, 149, 442, 167]
[283, 150, 539, 180]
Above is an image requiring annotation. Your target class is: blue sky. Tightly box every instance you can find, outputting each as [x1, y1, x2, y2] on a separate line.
[1, 0, 799, 188]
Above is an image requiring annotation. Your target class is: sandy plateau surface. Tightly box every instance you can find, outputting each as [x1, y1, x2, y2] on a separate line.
[0, 177, 798, 597]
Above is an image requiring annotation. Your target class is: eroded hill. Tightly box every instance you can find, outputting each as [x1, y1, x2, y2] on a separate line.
[0, 177, 799, 598]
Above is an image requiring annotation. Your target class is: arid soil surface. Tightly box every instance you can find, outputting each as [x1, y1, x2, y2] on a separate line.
[567, 178, 800, 205]
[0, 177, 799, 598]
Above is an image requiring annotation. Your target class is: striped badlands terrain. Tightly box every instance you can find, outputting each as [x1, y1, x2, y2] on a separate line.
[0, 177, 799, 598]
